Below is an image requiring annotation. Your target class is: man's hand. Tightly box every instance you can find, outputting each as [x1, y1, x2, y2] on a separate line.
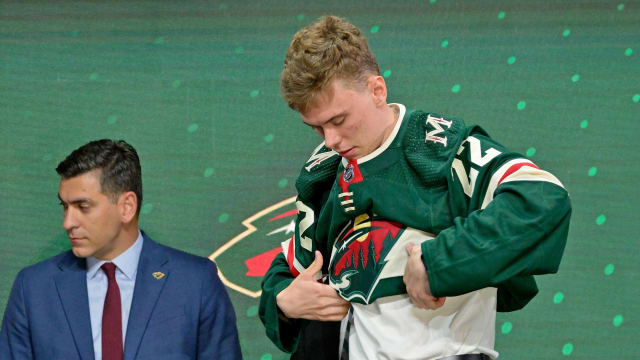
[403, 243, 446, 310]
[276, 251, 350, 321]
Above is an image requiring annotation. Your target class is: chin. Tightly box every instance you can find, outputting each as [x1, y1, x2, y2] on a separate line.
[71, 247, 91, 258]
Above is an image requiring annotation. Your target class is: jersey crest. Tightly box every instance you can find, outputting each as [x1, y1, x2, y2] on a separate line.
[329, 214, 403, 303]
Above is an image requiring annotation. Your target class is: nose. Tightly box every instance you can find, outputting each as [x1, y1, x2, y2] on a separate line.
[323, 128, 341, 150]
[62, 209, 77, 231]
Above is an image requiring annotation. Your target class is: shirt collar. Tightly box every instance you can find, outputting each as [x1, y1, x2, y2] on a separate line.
[86, 231, 144, 280]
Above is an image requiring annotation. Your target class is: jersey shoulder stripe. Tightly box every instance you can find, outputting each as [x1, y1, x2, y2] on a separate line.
[480, 158, 565, 209]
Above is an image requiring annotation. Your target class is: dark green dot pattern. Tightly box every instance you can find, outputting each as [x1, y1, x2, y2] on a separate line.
[218, 213, 229, 223]
[604, 264, 614, 275]
[553, 292, 564, 304]
[2, 3, 639, 360]
[246, 305, 258, 317]
[612, 315, 624, 327]
[501, 322, 513, 334]
[526, 147, 536, 157]
[517, 101, 526, 110]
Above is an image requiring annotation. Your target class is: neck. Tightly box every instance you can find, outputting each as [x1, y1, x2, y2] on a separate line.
[100, 222, 139, 261]
[380, 104, 399, 143]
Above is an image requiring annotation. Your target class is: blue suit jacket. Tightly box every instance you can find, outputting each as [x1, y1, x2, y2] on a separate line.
[0, 232, 242, 359]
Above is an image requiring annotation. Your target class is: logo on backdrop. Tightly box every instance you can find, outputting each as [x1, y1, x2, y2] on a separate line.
[209, 197, 297, 298]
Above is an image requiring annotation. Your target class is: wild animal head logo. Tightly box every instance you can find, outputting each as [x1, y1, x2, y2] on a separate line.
[329, 214, 435, 304]
[209, 196, 297, 298]
[329, 213, 404, 303]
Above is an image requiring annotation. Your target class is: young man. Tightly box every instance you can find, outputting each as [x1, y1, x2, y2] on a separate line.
[0, 139, 242, 360]
[259, 16, 571, 359]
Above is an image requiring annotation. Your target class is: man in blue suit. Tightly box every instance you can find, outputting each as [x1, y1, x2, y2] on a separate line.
[0, 139, 242, 360]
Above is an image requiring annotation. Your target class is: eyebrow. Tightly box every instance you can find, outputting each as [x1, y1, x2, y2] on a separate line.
[57, 194, 92, 205]
[303, 111, 347, 127]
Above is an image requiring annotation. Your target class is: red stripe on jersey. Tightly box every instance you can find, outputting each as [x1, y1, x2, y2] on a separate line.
[498, 162, 540, 185]
[338, 160, 364, 195]
[268, 209, 298, 222]
[287, 235, 300, 277]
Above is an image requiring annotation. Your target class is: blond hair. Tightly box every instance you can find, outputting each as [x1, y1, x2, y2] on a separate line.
[280, 16, 380, 113]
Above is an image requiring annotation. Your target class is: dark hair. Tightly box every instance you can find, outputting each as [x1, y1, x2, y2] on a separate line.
[56, 139, 143, 215]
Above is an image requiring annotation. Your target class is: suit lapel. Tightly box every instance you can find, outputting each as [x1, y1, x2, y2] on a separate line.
[124, 234, 169, 360]
[54, 254, 95, 360]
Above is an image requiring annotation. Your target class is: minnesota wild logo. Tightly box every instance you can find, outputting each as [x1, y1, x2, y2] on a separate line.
[209, 196, 297, 297]
[329, 213, 435, 304]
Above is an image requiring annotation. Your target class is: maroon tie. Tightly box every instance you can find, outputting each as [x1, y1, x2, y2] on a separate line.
[101, 263, 123, 360]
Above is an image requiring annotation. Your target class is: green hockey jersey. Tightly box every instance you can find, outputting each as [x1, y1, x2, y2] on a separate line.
[259, 104, 571, 354]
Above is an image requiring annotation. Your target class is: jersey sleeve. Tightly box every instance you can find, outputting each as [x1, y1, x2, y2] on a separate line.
[258, 142, 340, 352]
[258, 252, 301, 353]
[284, 142, 341, 276]
[421, 128, 571, 311]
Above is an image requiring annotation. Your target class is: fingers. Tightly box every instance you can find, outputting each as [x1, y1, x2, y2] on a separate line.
[405, 242, 415, 254]
[405, 242, 423, 259]
[403, 243, 444, 310]
[277, 276, 349, 320]
[300, 250, 323, 280]
[433, 297, 446, 308]
[406, 287, 446, 310]
[413, 296, 446, 310]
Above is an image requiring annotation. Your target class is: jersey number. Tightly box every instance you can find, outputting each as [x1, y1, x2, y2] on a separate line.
[295, 201, 315, 251]
[451, 136, 501, 197]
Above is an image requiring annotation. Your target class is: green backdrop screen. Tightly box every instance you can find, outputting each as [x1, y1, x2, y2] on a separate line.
[1, 1, 638, 358]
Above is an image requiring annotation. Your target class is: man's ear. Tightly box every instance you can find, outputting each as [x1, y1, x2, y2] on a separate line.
[369, 75, 388, 107]
[119, 191, 138, 223]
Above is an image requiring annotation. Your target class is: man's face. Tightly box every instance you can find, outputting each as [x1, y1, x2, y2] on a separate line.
[301, 78, 389, 161]
[58, 170, 124, 260]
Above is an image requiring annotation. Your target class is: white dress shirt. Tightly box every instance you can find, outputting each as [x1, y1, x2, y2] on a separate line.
[86, 231, 143, 360]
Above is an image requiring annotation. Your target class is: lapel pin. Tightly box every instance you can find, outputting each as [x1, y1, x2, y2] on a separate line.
[152, 272, 165, 280]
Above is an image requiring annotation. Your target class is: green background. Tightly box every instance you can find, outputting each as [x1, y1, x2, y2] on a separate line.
[1, 0, 638, 358]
